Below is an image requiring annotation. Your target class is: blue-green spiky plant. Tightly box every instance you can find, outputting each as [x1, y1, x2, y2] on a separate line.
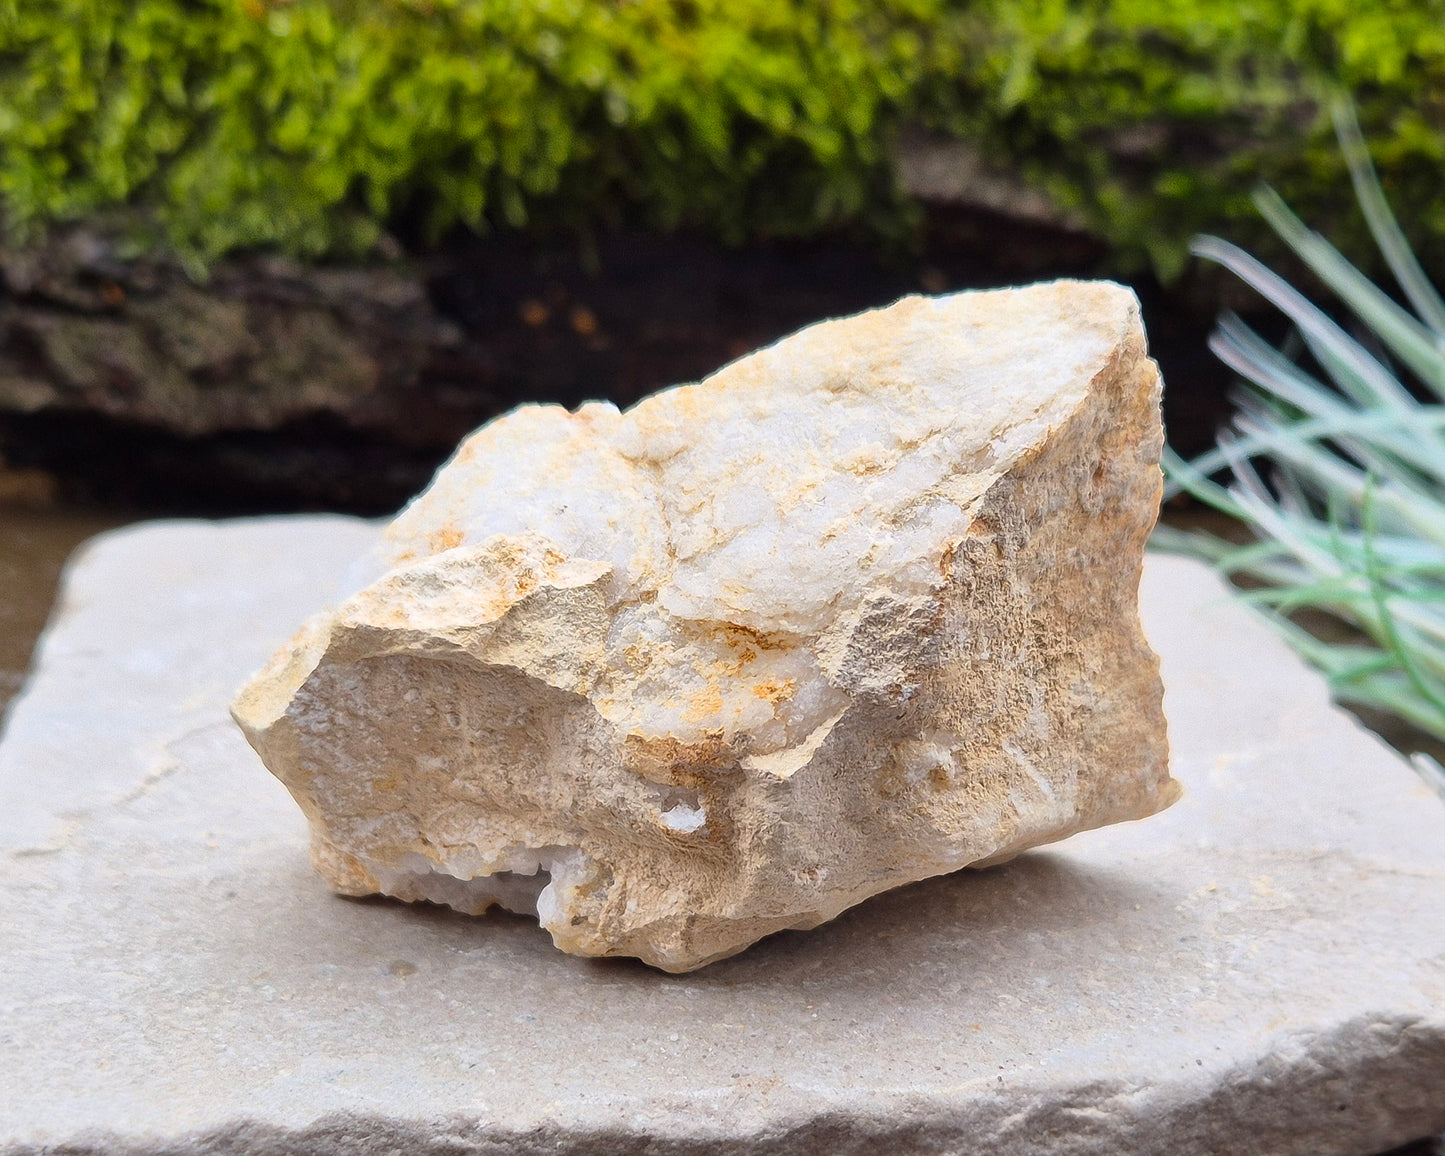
[1154, 99, 1445, 797]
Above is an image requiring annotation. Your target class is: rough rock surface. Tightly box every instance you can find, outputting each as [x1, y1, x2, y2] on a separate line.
[2, 520, 1443, 1154]
[232, 281, 1176, 971]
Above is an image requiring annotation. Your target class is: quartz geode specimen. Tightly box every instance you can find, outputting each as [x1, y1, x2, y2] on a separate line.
[233, 280, 1177, 972]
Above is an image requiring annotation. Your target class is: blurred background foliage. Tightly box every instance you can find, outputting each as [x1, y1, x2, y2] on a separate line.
[2, 0, 1443, 278]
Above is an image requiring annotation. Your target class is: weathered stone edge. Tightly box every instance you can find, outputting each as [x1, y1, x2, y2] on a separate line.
[9, 1013, 1441, 1156]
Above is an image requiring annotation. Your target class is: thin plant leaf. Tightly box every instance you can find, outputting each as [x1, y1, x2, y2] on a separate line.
[1331, 94, 1445, 339]
[1159, 110, 1445, 768]
[1191, 234, 1428, 420]
[1251, 185, 1445, 391]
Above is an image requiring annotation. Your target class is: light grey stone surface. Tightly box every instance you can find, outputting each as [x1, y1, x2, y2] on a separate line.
[1, 517, 1444, 1155]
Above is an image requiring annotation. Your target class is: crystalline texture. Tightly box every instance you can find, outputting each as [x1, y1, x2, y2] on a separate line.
[233, 281, 1177, 972]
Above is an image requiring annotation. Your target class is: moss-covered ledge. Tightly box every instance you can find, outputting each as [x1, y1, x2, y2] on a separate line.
[3, 0, 1444, 278]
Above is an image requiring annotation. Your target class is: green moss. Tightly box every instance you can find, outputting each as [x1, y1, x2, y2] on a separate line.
[2, 0, 1443, 276]
[918, 0, 1445, 279]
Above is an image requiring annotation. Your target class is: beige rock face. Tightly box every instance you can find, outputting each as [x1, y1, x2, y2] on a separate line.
[232, 280, 1177, 972]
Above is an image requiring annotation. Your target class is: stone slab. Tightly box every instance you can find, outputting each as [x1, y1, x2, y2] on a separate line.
[1, 517, 1443, 1155]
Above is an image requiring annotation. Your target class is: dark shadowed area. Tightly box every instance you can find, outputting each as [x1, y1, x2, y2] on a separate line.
[0, 504, 131, 722]
[0, 211, 1238, 516]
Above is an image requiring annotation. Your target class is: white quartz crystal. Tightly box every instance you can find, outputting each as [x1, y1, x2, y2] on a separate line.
[233, 281, 1177, 971]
